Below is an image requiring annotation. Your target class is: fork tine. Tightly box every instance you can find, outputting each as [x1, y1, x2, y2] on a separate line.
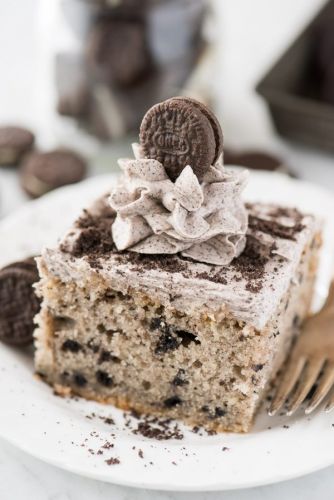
[305, 361, 334, 414]
[268, 356, 306, 416]
[325, 390, 334, 413]
[286, 358, 325, 416]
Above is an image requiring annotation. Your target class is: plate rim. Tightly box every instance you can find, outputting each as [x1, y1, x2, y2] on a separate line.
[1, 171, 334, 491]
[1, 431, 334, 492]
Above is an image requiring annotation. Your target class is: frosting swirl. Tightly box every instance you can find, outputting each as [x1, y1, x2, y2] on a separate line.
[109, 144, 249, 265]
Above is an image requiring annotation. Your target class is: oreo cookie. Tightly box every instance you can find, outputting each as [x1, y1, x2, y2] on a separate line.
[20, 149, 87, 198]
[224, 149, 283, 171]
[139, 97, 222, 181]
[0, 126, 35, 166]
[223, 149, 296, 177]
[86, 19, 151, 88]
[0, 257, 40, 346]
[56, 53, 90, 118]
[172, 97, 223, 165]
[2, 257, 38, 274]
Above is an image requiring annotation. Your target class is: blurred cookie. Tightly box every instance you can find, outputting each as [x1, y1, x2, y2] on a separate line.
[20, 149, 87, 198]
[0, 257, 40, 347]
[86, 19, 151, 87]
[0, 126, 35, 166]
[224, 149, 286, 171]
[56, 53, 90, 118]
[2, 256, 38, 274]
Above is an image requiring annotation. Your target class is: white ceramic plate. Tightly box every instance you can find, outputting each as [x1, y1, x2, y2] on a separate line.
[1, 171, 334, 492]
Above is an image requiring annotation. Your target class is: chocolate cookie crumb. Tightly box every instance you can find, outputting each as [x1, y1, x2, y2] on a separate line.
[105, 457, 120, 465]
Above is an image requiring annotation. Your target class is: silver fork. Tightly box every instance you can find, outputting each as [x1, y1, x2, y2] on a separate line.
[269, 281, 334, 416]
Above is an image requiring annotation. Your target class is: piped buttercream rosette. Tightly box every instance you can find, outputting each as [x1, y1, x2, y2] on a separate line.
[109, 144, 249, 266]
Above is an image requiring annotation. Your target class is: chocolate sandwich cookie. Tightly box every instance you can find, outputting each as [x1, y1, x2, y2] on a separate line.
[224, 149, 297, 177]
[20, 149, 87, 198]
[224, 149, 283, 171]
[56, 53, 90, 118]
[0, 257, 40, 346]
[139, 97, 222, 181]
[0, 126, 35, 166]
[2, 256, 38, 274]
[86, 19, 151, 87]
[171, 97, 224, 164]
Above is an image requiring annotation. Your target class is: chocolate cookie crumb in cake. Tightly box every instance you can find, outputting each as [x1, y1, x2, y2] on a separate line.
[34, 98, 322, 432]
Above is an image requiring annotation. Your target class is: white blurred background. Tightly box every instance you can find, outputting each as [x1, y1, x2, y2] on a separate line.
[0, 0, 333, 217]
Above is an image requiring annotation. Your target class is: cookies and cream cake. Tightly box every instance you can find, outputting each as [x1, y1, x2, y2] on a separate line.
[34, 97, 322, 432]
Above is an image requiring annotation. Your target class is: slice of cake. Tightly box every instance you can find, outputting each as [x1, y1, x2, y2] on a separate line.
[34, 98, 322, 432]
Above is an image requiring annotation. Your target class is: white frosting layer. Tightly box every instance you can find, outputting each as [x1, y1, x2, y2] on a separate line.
[46, 201, 321, 330]
[109, 144, 249, 265]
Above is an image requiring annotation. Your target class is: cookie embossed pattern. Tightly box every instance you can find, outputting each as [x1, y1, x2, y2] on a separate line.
[139, 97, 223, 181]
[32, 97, 322, 435]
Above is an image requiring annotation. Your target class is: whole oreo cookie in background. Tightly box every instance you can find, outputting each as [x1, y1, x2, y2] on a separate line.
[86, 19, 151, 88]
[140, 97, 222, 182]
[20, 149, 87, 199]
[2, 257, 38, 274]
[0, 257, 40, 347]
[0, 126, 35, 166]
[56, 53, 90, 118]
[223, 148, 295, 176]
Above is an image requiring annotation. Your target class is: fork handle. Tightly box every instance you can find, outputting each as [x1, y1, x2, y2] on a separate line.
[323, 281, 334, 313]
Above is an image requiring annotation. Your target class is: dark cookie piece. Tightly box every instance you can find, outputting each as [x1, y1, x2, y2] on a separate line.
[172, 369, 189, 386]
[20, 149, 87, 198]
[62, 339, 83, 353]
[96, 370, 114, 387]
[0, 126, 35, 166]
[73, 373, 87, 387]
[140, 97, 217, 181]
[86, 20, 151, 87]
[0, 264, 40, 346]
[175, 329, 200, 347]
[164, 396, 182, 408]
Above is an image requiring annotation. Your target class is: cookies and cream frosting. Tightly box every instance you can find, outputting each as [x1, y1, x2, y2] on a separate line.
[109, 144, 249, 266]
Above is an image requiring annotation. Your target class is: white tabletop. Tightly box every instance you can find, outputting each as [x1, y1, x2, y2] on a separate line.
[1, 0, 334, 498]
